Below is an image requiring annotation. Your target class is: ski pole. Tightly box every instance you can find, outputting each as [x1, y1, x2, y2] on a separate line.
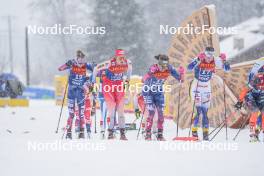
[137, 106, 146, 140]
[208, 110, 238, 140]
[209, 110, 237, 137]
[176, 82, 182, 137]
[210, 75, 230, 141]
[223, 74, 228, 140]
[92, 92, 97, 133]
[233, 116, 250, 141]
[55, 82, 68, 133]
[188, 79, 200, 137]
[94, 108, 97, 134]
[209, 122, 225, 141]
[112, 106, 117, 131]
[208, 120, 225, 136]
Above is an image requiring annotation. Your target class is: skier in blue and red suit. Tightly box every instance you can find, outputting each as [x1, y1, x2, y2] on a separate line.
[58, 50, 95, 139]
[187, 46, 230, 140]
[142, 54, 184, 141]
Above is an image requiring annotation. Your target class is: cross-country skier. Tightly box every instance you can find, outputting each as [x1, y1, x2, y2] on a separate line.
[74, 83, 94, 139]
[187, 47, 230, 141]
[134, 93, 158, 137]
[142, 54, 184, 141]
[93, 49, 132, 140]
[58, 50, 94, 139]
[235, 58, 264, 142]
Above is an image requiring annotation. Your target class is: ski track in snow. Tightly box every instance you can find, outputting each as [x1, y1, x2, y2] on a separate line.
[0, 100, 262, 176]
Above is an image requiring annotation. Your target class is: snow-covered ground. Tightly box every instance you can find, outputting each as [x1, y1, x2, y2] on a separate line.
[0, 100, 263, 176]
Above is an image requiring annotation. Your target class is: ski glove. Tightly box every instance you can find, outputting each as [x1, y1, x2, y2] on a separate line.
[178, 66, 185, 83]
[219, 53, 227, 62]
[234, 101, 243, 110]
[135, 108, 141, 119]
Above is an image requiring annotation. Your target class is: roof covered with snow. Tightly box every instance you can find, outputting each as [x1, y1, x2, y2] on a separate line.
[220, 16, 264, 60]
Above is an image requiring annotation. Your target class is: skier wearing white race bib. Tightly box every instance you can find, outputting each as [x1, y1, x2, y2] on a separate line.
[187, 47, 230, 140]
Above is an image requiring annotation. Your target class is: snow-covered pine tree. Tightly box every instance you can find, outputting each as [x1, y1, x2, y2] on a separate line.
[87, 0, 150, 75]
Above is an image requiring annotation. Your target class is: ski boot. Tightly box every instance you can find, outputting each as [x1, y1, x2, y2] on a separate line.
[108, 129, 115, 139]
[203, 131, 209, 141]
[192, 127, 198, 138]
[66, 131, 72, 140]
[250, 133, 260, 142]
[157, 129, 166, 141]
[100, 130, 105, 139]
[145, 130, 152, 141]
[65, 118, 73, 139]
[250, 135, 259, 142]
[86, 124, 91, 139]
[120, 128, 128, 140]
[78, 128, 85, 139]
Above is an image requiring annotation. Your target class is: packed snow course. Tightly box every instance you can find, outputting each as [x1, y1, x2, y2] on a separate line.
[0, 100, 262, 176]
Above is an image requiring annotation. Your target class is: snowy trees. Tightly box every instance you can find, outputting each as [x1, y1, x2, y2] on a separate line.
[26, 0, 263, 85]
[86, 0, 150, 75]
[29, 0, 92, 84]
[29, 0, 87, 59]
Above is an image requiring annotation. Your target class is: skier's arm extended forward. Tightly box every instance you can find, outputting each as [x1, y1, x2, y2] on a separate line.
[187, 58, 200, 71]
[235, 86, 250, 110]
[215, 53, 230, 71]
[58, 60, 73, 71]
[92, 61, 109, 83]
[168, 64, 184, 82]
[86, 62, 96, 72]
